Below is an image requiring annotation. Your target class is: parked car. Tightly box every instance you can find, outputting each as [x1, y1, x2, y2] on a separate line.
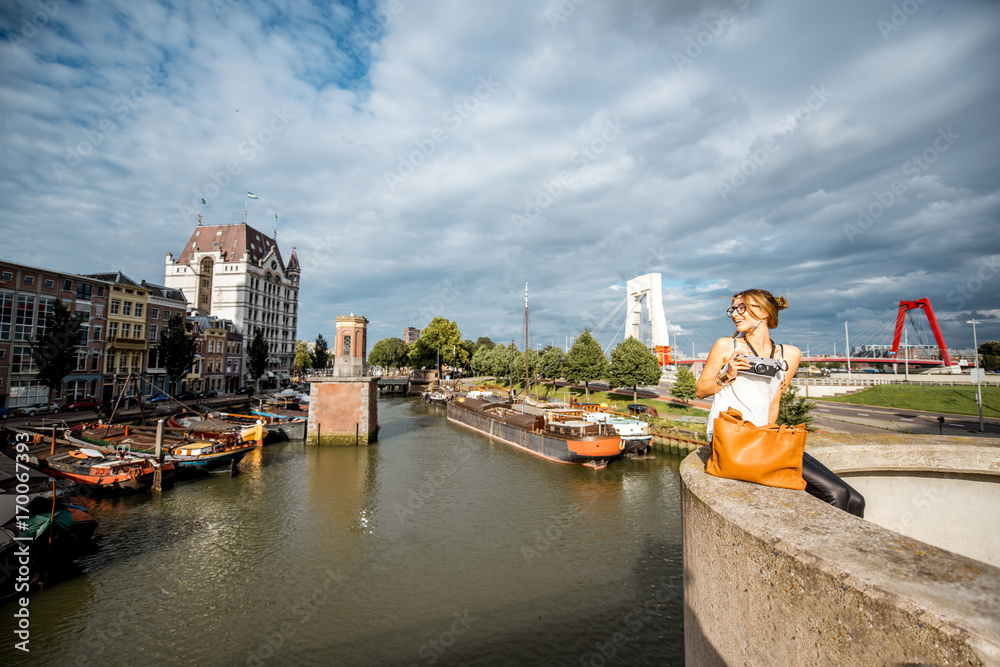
[174, 391, 198, 401]
[65, 398, 102, 412]
[0, 406, 9, 419]
[199, 389, 218, 398]
[236, 386, 255, 394]
[15, 402, 62, 417]
[145, 393, 171, 404]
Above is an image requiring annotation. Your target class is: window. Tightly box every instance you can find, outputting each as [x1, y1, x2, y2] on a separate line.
[149, 324, 158, 341]
[63, 279, 73, 291]
[121, 323, 131, 337]
[122, 301, 132, 317]
[108, 322, 118, 338]
[14, 295, 35, 341]
[106, 355, 114, 373]
[163, 310, 170, 320]
[11, 346, 36, 374]
[96, 286, 104, 297]
[91, 354, 99, 372]
[1, 271, 12, 282]
[44, 279, 54, 289]
[0, 290, 13, 341]
[92, 325, 102, 341]
[134, 303, 143, 318]
[75, 283, 92, 301]
[23, 276, 34, 286]
[35, 297, 53, 338]
[110, 300, 120, 315]
[134, 325, 142, 339]
[150, 308, 159, 320]
[76, 351, 87, 371]
[0, 349, 4, 359]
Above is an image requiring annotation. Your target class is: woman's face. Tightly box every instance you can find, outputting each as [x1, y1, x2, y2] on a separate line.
[730, 297, 765, 332]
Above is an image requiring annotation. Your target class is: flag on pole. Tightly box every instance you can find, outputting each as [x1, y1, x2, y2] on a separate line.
[200, 198, 206, 205]
[247, 192, 258, 199]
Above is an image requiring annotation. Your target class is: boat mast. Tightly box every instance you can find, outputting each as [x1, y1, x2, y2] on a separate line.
[524, 283, 529, 405]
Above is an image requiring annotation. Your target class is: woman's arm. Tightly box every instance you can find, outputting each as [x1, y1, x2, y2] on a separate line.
[767, 344, 801, 423]
[696, 338, 745, 399]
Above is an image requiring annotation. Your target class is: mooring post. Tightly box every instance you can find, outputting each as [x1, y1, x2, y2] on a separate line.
[153, 419, 165, 492]
[356, 423, 359, 446]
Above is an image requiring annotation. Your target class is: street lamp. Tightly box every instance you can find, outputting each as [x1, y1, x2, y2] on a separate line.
[967, 319, 984, 432]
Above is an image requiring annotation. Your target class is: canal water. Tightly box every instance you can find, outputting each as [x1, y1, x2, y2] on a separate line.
[4, 397, 685, 666]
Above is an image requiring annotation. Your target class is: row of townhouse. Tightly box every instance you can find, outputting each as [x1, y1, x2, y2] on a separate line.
[0, 260, 245, 410]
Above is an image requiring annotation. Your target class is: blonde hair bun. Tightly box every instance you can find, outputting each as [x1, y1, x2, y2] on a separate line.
[775, 296, 789, 310]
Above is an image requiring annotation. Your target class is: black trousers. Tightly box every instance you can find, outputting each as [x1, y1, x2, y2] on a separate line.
[802, 451, 865, 518]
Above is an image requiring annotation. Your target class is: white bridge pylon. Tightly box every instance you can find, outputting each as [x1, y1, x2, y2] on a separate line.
[625, 273, 670, 349]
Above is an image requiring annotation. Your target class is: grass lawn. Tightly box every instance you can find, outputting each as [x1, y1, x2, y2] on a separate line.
[823, 384, 1000, 418]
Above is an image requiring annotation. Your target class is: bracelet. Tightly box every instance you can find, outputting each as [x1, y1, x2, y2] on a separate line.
[716, 371, 733, 387]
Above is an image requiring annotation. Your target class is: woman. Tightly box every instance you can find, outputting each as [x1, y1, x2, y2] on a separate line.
[696, 289, 864, 517]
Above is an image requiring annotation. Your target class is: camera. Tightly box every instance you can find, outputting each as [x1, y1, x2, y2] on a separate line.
[739, 355, 786, 377]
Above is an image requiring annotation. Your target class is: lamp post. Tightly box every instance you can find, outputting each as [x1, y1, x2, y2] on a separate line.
[967, 319, 984, 432]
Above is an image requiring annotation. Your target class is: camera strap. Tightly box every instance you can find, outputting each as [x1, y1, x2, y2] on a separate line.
[737, 336, 788, 371]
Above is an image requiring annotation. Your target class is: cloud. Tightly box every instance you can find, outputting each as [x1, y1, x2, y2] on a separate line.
[1, 0, 999, 357]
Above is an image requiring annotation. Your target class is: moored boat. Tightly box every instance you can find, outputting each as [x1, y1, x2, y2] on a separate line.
[65, 422, 258, 474]
[37, 447, 175, 496]
[446, 397, 623, 466]
[248, 399, 308, 441]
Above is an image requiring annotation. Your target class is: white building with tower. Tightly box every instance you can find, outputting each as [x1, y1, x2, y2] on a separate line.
[164, 221, 300, 383]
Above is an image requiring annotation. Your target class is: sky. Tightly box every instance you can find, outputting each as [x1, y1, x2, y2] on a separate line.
[1, 0, 998, 361]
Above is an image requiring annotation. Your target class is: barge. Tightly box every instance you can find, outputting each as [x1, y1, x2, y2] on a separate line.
[446, 396, 623, 466]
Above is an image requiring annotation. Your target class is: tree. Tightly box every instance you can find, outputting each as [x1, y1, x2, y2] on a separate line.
[670, 367, 697, 404]
[980, 341, 1000, 372]
[368, 337, 408, 371]
[409, 317, 466, 369]
[160, 314, 198, 394]
[294, 340, 313, 373]
[565, 329, 609, 401]
[247, 327, 269, 390]
[537, 346, 565, 381]
[607, 337, 662, 403]
[777, 384, 815, 430]
[471, 345, 492, 377]
[29, 299, 83, 404]
[313, 334, 329, 369]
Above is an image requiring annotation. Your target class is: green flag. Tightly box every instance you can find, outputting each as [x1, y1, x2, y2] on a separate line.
[247, 192, 258, 199]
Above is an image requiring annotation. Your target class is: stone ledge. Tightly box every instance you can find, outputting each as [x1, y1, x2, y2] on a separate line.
[681, 434, 1000, 666]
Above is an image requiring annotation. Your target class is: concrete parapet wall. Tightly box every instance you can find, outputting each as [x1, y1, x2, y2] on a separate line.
[681, 434, 1000, 666]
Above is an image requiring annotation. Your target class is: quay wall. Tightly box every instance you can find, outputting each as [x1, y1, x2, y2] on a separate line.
[681, 434, 1000, 666]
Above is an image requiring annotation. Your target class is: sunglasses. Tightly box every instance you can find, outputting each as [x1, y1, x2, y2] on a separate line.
[726, 304, 747, 317]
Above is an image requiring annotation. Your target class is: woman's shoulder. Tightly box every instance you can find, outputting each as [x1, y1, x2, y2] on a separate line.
[779, 343, 802, 359]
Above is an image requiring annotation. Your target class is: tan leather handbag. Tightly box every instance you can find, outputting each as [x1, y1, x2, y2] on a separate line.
[706, 408, 807, 490]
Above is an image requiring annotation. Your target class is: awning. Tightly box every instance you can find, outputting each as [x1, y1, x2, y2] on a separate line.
[279, 373, 290, 380]
[266, 372, 275, 378]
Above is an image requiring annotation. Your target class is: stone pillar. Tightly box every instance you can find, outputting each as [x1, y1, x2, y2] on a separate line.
[308, 314, 378, 445]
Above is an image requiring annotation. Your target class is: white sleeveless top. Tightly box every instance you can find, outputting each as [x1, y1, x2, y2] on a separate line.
[706, 339, 785, 440]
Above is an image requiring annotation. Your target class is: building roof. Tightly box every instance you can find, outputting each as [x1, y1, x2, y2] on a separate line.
[83, 271, 143, 288]
[141, 281, 188, 305]
[287, 244, 299, 272]
[175, 222, 288, 273]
